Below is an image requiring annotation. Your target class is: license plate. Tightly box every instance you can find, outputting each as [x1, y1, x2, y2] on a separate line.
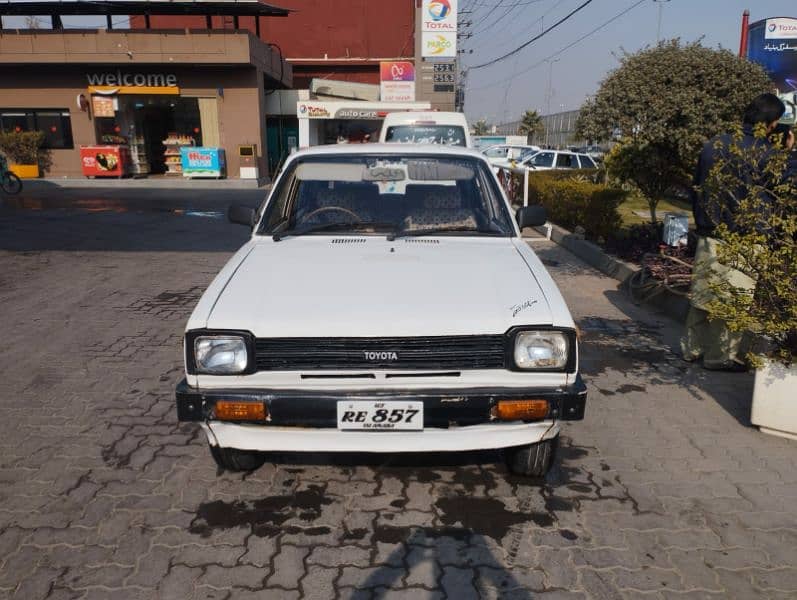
[337, 401, 423, 431]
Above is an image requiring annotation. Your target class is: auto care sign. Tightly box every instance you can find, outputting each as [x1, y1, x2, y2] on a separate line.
[422, 0, 457, 59]
[380, 62, 416, 102]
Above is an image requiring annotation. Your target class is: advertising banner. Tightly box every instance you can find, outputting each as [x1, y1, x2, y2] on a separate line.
[748, 17, 797, 123]
[297, 102, 333, 118]
[91, 96, 115, 118]
[422, 0, 457, 59]
[80, 145, 129, 178]
[180, 147, 226, 178]
[380, 61, 416, 102]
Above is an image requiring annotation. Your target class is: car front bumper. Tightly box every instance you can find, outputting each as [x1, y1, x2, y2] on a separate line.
[176, 376, 585, 452]
[175, 375, 587, 426]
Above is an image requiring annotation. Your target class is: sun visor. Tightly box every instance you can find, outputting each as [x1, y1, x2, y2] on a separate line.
[294, 163, 364, 181]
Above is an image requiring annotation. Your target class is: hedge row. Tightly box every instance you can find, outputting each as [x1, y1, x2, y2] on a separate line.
[527, 170, 626, 241]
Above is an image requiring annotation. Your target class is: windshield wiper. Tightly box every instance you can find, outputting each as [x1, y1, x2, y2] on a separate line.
[387, 225, 501, 241]
[273, 221, 395, 242]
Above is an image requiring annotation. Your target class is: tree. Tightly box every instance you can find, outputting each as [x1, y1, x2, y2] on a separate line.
[576, 40, 771, 223]
[518, 110, 543, 141]
[472, 119, 491, 136]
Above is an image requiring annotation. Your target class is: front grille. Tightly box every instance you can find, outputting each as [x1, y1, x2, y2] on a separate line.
[254, 335, 506, 371]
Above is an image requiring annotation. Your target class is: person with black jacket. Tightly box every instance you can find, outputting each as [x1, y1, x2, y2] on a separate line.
[681, 93, 795, 370]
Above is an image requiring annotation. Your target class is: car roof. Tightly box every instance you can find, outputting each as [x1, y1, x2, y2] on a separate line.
[288, 143, 486, 160]
[381, 111, 467, 124]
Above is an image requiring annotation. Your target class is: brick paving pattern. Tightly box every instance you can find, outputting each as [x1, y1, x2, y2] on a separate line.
[0, 190, 795, 599]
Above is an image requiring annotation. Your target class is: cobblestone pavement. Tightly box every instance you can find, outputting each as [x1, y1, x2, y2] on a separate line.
[1, 190, 796, 599]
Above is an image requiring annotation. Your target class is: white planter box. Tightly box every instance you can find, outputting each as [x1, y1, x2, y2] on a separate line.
[751, 360, 797, 440]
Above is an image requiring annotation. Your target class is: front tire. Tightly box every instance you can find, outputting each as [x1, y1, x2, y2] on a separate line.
[1, 171, 22, 195]
[209, 445, 266, 472]
[505, 436, 557, 477]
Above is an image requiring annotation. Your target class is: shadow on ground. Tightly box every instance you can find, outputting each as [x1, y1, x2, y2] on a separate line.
[0, 188, 262, 252]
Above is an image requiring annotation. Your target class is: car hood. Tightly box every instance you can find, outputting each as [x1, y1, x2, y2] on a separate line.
[204, 237, 553, 337]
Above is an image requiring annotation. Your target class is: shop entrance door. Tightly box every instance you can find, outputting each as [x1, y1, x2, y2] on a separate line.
[266, 117, 299, 174]
[141, 106, 170, 175]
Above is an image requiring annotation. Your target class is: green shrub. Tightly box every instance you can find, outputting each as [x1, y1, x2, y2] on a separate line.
[527, 175, 625, 240]
[0, 131, 45, 164]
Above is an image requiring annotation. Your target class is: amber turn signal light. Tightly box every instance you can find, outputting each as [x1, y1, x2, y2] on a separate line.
[215, 401, 267, 422]
[494, 399, 549, 421]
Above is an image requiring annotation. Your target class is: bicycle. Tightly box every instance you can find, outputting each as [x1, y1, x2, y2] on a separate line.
[0, 158, 23, 195]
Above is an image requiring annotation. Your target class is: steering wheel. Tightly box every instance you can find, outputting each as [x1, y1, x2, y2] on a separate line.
[303, 205, 362, 222]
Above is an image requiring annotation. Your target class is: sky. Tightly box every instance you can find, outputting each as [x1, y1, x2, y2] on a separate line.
[459, 0, 796, 124]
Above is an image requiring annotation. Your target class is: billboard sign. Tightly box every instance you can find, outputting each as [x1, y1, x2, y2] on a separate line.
[765, 17, 797, 39]
[748, 17, 797, 122]
[422, 0, 457, 58]
[380, 61, 416, 102]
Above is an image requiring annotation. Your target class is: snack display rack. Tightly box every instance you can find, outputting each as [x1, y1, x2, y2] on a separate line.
[130, 135, 149, 176]
[162, 134, 195, 175]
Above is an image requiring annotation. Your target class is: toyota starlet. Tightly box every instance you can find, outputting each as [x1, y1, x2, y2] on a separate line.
[175, 144, 586, 476]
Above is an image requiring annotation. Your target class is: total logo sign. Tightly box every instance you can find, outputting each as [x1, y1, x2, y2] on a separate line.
[765, 17, 797, 39]
[423, 0, 457, 31]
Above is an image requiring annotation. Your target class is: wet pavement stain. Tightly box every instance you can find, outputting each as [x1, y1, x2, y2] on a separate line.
[617, 384, 647, 393]
[374, 524, 471, 544]
[343, 528, 369, 541]
[189, 484, 332, 538]
[559, 529, 578, 540]
[435, 495, 536, 539]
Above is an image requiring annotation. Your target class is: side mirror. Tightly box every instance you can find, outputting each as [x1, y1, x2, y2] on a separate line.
[516, 205, 547, 229]
[228, 204, 256, 228]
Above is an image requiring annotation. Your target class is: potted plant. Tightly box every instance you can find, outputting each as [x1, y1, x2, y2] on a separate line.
[0, 131, 45, 178]
[702, 125, 797, 439]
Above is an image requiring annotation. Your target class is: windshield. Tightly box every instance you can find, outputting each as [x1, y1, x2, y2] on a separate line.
[259, 155, 515, 238]
[384, 125, 467, 146]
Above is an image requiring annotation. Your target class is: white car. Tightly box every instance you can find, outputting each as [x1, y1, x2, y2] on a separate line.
[176, 144, 586, 477]
[482, 144, 540, 166]
[379, 111, 472, 148]
[519, 149, 598, 170]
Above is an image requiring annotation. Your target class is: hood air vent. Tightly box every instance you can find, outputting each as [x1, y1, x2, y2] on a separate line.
[330, 238, 367, 244]
[403, 238, 440, 244]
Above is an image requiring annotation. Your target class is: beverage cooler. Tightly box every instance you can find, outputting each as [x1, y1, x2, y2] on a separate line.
[79, 146, 131, 178]
[180, 147, 226, 178]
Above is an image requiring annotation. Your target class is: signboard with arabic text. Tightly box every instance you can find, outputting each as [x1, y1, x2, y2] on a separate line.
[748, 17, 797, 123]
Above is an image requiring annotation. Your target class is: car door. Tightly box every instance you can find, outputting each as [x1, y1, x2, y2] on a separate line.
[555, 152, 578, 169]
[526, 151, 555, 170]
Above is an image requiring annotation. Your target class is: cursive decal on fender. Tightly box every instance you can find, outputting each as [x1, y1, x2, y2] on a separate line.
[510, 299, 539, 318]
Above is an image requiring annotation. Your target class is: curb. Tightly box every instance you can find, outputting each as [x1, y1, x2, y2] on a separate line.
[23, 178, 270, 190]
[533, 222, 690, 322]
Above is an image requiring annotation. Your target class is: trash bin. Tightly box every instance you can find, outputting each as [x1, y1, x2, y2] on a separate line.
[239, 144, 258, 179]
[663, 212, 689, 246]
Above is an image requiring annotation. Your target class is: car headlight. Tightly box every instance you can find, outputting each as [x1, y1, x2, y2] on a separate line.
[194, 336, 249, 374]
[513, 330, 569, 370]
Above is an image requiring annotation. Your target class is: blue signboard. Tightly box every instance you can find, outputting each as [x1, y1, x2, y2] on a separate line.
[180, 147, 226, 178]
[748, 17, 797, 123]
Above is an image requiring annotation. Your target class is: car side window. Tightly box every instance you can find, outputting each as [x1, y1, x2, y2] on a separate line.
[484, 147, 504, 158]
[579, 155, 596, 168]
[529, 152, 554, 167]
[556, 153, 576, 168]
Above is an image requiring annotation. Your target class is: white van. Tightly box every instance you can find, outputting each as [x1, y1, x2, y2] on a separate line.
[379, 111, 472, 148]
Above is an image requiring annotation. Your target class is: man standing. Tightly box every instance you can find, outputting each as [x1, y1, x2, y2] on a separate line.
[681, 93, 794, 370]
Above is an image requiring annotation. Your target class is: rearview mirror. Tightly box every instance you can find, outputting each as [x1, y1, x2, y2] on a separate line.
[228, 204, 256, 228]
[516, 206, 547, 229]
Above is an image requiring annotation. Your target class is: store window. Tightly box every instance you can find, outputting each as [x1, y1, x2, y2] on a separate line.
[0, 109, 74, 149]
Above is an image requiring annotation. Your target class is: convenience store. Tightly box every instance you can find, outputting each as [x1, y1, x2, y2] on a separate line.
[0, 1, 292, 179]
